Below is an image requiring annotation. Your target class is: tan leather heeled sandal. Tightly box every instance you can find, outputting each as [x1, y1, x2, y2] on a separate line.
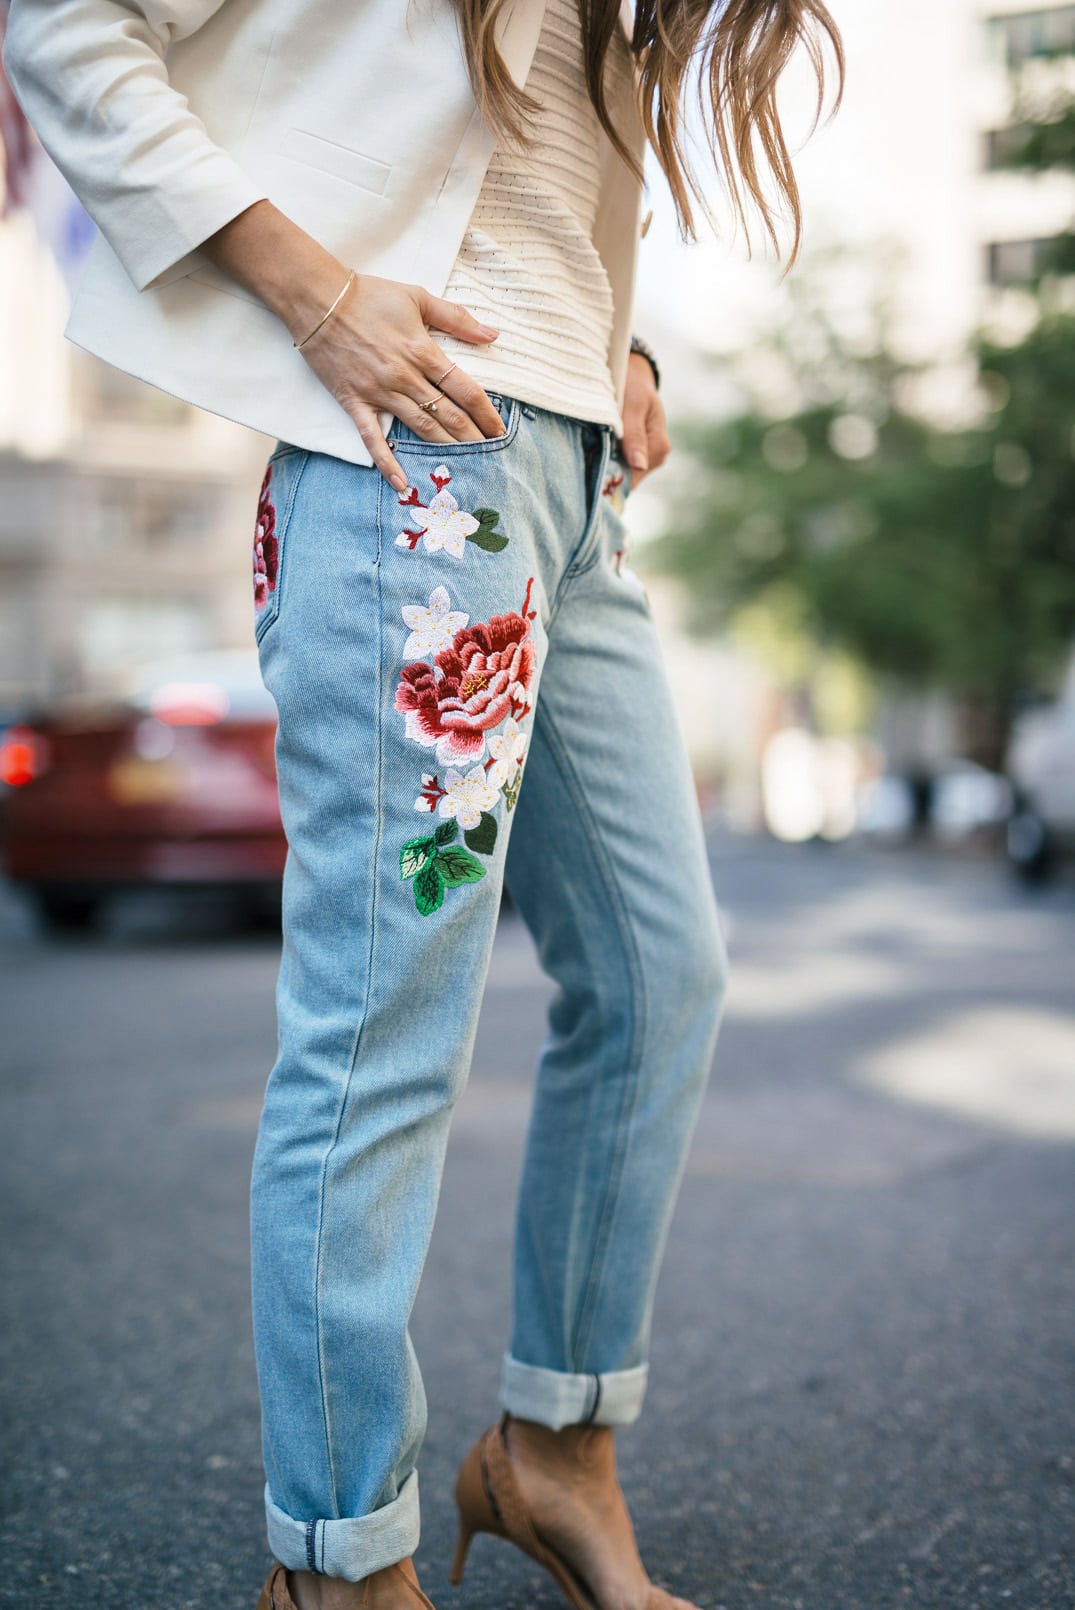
[451, 1415, 595, 1609]
[255, 1557, 436, 1610]
[457, 1412, 673, 1610]
[256, 1563, 297, 1610]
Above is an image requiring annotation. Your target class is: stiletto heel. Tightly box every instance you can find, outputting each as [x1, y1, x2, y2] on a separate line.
[449, 1415, 599, 1610]
[449, 1521, 473, 1584]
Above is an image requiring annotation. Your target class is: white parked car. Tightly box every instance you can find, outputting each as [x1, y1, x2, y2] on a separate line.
[1005, 654, 1075, 880]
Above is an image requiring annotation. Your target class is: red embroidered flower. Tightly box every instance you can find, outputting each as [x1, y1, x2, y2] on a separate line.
[253, 465, 279, 610]
[395, 610, 536, 766]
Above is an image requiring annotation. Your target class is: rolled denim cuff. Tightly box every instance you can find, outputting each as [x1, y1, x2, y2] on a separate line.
[499, 1351, 649, 1430]
[264, 1468, 420, 1580]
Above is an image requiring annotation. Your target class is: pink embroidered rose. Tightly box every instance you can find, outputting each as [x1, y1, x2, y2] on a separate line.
[253, 465, 279, 610]
[395, 609, 536, 766]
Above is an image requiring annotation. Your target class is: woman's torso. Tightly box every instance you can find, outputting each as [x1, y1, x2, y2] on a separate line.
[432, 0, 636, 435]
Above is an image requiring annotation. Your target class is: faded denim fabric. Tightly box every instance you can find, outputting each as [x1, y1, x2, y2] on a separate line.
[249, 392, 729, 1581]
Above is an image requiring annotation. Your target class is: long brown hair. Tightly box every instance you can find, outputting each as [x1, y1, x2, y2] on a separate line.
[449, 0, 844, 269]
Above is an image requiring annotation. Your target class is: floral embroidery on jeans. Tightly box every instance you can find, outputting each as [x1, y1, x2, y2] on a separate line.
[394, 465, 509, 557]
[253, 465, 279, 610]
[602, 454, 632, 517]
[396, 578, 537, 916]
[395, 601, 535, 768]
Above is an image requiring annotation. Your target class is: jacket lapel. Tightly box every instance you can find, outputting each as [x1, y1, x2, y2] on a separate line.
[492, 0, 550, 89]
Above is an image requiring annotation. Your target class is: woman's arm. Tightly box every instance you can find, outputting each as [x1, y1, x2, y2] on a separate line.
[3, 0, 514, 484]
[1, 0, 266, 291]
[199, 199, 509, 490]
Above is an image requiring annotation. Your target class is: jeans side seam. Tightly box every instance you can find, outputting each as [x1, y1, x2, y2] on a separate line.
[309, 475, 388, 1535]
[531, 700, 648, 1368]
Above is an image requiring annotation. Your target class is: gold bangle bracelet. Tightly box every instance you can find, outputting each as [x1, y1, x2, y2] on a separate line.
[293, 268, 358, 350]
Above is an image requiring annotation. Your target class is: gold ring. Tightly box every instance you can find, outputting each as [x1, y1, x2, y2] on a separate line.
[434, 361, 458, 386]
[418, 391, 443, 414]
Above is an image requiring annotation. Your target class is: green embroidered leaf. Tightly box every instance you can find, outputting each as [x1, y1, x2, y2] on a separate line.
[466, 509, 509, 552]
[434, 819, 458, 846]
[400, 834, 436, 880]
[502, 768, 523, 811]
[435, 847, 488, 888]
[466, 527, 510, 553]
[414, 859, 445, 915]
[464, 811, 498, 855]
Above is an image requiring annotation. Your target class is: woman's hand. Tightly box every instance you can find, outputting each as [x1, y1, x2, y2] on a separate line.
[295, 271, 508, 490]
[199, 199, 506, 490]
[619, 351, 671, 490]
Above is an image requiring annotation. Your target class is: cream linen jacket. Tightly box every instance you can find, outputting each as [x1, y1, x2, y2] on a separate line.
[2, 0, 648, 465]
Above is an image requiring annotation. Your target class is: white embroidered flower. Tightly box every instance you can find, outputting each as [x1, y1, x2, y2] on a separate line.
[402, 585, 469, 658]
[437, 766, 499, 829]
[409, 487, 480, 558]
[486, 718, 527, 789]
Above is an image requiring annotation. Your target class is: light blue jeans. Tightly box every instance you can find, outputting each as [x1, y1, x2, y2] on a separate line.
[248, 391, 729, 1581]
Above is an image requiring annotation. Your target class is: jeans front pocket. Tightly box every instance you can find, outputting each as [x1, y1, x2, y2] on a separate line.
[386, 391, 521, 456]
[253, 445, 311, 643]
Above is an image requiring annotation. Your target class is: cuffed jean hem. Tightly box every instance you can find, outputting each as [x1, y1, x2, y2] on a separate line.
[498, 1352, 649, 1430]
[264, 1469, 420, 1580]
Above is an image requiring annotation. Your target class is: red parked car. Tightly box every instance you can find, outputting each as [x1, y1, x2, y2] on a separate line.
[1, 651, 286, 930]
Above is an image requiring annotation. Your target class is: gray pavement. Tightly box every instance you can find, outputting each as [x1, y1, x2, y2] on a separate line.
[0, 836, 1073, 1609]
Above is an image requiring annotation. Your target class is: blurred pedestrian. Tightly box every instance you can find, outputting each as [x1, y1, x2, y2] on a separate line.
[2, 0, 841, 1606]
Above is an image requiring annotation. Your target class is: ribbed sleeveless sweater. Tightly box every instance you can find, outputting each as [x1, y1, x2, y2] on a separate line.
[431, 0, 631, 435]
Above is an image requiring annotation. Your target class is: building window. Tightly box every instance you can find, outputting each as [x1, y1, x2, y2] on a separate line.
[983, 123, 1036, 169]
[989, 6, 1075, 68]
[986, 236, 1068, 283]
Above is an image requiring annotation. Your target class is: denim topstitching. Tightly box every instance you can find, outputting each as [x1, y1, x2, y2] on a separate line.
[309, 471, 388, 1522]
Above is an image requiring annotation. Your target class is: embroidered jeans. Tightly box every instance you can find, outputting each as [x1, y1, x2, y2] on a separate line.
[249, 392, 729, 1581]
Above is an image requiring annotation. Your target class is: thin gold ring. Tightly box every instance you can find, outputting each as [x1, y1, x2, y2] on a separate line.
[418, 391, 444, 414]
[434, 360, 458, 386]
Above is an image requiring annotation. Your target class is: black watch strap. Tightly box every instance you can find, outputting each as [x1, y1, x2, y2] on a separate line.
[629, 333, 660, 391]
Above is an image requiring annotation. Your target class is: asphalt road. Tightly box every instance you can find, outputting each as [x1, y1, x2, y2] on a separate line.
[1, 836, 1073, 1610]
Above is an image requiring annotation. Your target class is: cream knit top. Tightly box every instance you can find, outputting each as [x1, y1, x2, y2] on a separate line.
[432, 0, 632, 436]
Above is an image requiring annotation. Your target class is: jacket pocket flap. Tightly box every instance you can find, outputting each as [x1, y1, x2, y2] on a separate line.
[279, 128, 392, 196]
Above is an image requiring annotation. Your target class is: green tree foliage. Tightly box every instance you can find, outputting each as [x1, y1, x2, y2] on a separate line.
[648, 310, 1075, 765]
[648, 69, 1075, 766]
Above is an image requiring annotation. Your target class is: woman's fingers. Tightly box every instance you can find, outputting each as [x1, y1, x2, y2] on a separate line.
[415, 292, 508, 439]
[343, 401, 410, 491]
[427, 355, 507, 441]
[418, 287, 500, 346]
[394, 380, 489, 445]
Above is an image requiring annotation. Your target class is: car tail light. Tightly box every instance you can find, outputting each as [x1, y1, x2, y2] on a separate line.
[149, 682, 230, 726]
[0, 726, 49, 786]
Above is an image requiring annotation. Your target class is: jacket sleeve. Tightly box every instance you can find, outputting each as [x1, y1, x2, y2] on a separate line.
[1, 0, 268, 292]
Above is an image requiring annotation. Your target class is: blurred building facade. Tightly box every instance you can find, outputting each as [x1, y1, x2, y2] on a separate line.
[979, 1, 1075, 295]
[628, 0, 1075, 800]
[0, 210, 268, 716]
